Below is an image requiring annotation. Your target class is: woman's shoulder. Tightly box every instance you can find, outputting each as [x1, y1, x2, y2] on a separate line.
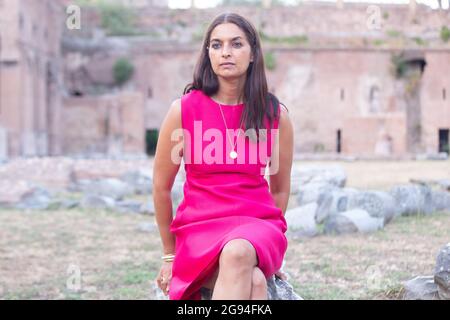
[277, 102, 292, 134]
[279, 103, 289, 114]
[169, 98, 182, 110]
[166, 99, 182, 124]
[182, 88, 203, 102]
[179, 89, 204, 113]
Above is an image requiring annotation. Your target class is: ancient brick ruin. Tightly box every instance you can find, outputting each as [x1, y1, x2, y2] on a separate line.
[0, 0, 449, 159]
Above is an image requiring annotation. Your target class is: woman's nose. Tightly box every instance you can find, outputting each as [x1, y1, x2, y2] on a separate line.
[221, 44, 232, 57]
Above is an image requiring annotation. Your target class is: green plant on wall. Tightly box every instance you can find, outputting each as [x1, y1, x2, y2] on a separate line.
[113, 58, 134, 86]
[386, 30, 402, 38]
[412, 37, 427, 46]
[372, 39, 385, 46]
[441, 26, 450, 43]
[98, 2, 137, 36]
[390, 54, 407, 79]
[264, 51, 276, 71]
[259, 31, 308, 45]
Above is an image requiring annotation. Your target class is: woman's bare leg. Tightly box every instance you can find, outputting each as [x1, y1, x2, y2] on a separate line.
[211, 239, 257, 300]
[202, 267, 219, 290]
[250, 267, 268, 300]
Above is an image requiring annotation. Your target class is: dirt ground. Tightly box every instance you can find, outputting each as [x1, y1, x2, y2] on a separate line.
[0, 160, 449, 300]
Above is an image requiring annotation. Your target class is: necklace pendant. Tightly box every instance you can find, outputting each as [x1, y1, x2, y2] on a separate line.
[229, 150, 238, 159]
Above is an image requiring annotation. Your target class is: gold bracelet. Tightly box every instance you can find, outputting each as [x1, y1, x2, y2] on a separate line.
[161, 254, 175, 262]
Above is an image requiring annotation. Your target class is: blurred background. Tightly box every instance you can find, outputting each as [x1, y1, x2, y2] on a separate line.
[0, 0, 449, 300]
[0, 0, 449, 159]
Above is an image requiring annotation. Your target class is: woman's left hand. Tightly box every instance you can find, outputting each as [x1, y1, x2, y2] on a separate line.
[156, 261, 173, 296]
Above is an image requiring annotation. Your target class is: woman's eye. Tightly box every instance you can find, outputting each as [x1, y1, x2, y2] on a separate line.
[210, 42, 242, 49]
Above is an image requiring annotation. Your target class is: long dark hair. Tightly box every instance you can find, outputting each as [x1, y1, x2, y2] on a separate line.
[184, 12, 284, 139]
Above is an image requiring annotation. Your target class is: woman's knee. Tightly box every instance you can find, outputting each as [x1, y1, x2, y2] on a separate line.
[219, 239, 257, 268]
[252, 267, 267, 290]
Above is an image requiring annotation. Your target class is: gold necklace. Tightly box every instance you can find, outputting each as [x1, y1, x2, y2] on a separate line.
[217, 102, 241, 159]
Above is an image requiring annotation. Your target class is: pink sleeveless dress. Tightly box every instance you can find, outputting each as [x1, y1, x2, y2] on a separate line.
[168, 89, 288, 300]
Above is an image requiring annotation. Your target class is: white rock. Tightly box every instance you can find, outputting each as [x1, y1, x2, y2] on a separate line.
[324, 209, 384, 234]
[285, 203, 318, 238]
[403, 276, 439, 300]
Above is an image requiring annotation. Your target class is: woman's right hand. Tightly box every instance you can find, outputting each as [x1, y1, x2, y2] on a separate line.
[156, 261, 173, 296]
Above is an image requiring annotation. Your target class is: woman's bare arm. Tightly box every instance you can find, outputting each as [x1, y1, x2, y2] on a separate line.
[153, 99, 183, 255]
[269, 106, 294, 215]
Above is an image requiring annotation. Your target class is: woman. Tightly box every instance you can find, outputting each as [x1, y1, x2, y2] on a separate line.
[153, 12, 293, 300]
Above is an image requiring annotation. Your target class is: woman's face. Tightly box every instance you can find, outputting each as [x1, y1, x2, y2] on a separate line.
[208, 23, 254, 80]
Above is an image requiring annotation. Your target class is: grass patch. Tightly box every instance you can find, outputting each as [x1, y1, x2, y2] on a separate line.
[2, 287, 41, 300]
[301, 259, 354, 280]
[123, 268, 155, 285]
[367, 282, 406, 300]
[296, 281, 356, 300]
[1, 172, 449, 300]
[81, 261, 159, 299]
[62, 291, 83, 300]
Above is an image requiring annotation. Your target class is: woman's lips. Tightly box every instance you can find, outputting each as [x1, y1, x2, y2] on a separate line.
[220, 63, 235, 67]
